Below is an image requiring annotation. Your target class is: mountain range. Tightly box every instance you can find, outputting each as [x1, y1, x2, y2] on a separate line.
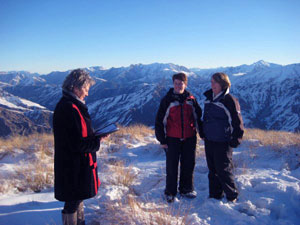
[0, 60, 299, 137]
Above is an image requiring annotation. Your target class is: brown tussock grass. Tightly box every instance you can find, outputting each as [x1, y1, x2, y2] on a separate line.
[107, 161, 138, 187]
[114, 124, 154, 140]
[102, 195, 189, 225]
[244, 129, 300, 149]
[15, 159, 54, 192]
[0, 133, 54, 194]
[0, 133, 54, 154]
[101, 124, 155, 155]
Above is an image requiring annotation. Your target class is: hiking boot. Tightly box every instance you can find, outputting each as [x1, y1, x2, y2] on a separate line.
[180, 191, 197, 199]
[165, 194, 175, 203]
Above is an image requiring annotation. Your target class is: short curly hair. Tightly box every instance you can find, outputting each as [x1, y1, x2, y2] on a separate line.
[212, 72, 231, 90]
[62, 69, 95, 92]
[172, 72, 188, 85]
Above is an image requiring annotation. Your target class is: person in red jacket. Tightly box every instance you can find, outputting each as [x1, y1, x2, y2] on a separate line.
[155, 72, 203, 203]
[53, 69, 105, 225]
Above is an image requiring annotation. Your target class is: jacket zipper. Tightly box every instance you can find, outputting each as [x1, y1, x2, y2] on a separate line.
[181, 103, 184, 139]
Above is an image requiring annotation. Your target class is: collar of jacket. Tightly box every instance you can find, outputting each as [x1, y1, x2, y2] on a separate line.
[62, 89, 88, 110]
[204, 88, 230, 102]
[166, 88, 191, 103]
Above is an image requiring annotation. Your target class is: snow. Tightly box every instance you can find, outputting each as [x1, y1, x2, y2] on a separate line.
[0, 191, 63, 225]
[0, 95, 46, 111]
[93, 77, 107, 82]
[233, 72, 246, 76]
[0, 132, 299, 225]
[0, 97, 23, 110]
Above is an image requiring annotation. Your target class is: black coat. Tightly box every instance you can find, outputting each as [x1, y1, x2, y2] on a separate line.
[203, 89, 244, 147]
[53, 91, 100, 201]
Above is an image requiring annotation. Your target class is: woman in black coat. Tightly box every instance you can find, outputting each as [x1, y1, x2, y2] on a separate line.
[202, 72, 244, 202]
[53, 69, 102, 225]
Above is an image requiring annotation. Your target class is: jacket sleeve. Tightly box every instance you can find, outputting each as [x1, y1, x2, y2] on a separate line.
[64, 102, 100, 153]
[155, 97, 168, 145]
[226, 96, 244, 147]
[192, 98, 205, 138]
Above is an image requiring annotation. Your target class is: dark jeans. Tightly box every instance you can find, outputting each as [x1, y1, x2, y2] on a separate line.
[165, 136, 196, 196]
[204, 140, 238, 200]
[63, 200, 83, 214]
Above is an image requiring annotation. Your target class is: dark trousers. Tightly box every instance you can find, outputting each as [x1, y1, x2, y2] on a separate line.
[204, 140, 238, 200]
[63, 200, 83, 213]
[165, 136, 196, 196]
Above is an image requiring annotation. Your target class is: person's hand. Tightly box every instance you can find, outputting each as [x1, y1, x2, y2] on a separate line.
[161, 144, 168, 153]
[161, 144, 168, 149]
[100, 134, 110, 142]
[229, 138, 240, 148]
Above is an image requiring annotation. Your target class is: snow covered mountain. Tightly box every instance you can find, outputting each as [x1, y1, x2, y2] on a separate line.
[0, 88, 52, 137]
[191, 60, 300, 131]
[0, 60, 299, 136]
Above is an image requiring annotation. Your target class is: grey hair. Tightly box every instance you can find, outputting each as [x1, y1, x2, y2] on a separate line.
[62, 69, 95, 92]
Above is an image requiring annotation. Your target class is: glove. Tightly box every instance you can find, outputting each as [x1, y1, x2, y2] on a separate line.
[229, 138, 240, 148]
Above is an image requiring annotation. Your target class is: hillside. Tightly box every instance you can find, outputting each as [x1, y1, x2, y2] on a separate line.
[0, 127, 299, 224]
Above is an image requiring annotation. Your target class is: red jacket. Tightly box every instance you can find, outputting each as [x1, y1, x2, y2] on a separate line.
[155, 89, 203, 144]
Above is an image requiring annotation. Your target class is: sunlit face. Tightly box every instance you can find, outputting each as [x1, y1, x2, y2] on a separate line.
[74, 84, 91, 101]
[173, 79, 186, 94]
[211, 78, 222, 95]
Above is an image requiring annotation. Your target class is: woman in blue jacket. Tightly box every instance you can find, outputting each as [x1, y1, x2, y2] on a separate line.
[202, 72, 244, 202]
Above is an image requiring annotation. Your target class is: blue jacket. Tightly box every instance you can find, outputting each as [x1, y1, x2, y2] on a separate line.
[203, 89, 244, 147]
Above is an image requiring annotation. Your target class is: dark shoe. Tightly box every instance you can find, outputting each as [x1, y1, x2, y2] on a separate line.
[180, 191, 197, 199]
[209, 194, 224, 200]
[165, 194, 175, 203]
[62, 210, 77, 225]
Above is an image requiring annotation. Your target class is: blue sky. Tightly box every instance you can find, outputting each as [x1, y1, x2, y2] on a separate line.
[1, 0, 299, 74]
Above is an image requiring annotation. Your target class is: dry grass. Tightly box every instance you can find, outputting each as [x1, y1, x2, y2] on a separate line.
[101, 195, 189, 225]
[0, 133, 54, 194]
[0, 133, 53, 154]
[233, 129, 300, 173]
[101, 124, 156, 154]
[107, 161, 138, 187]
[0, 135, 32, 155]
[113, 124, 154, 140]
[15, 159, 54, 192]
[243, 129, 300, 150]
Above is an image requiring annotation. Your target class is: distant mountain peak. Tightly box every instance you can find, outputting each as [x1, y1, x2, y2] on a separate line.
[86, 66, 106, 72]
[253, 60, 270, 67]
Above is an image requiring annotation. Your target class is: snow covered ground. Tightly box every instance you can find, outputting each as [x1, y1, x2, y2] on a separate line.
[0, 130, 299, 225]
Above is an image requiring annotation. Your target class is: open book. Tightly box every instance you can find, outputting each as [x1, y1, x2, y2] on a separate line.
[94, 123, 119, 137]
